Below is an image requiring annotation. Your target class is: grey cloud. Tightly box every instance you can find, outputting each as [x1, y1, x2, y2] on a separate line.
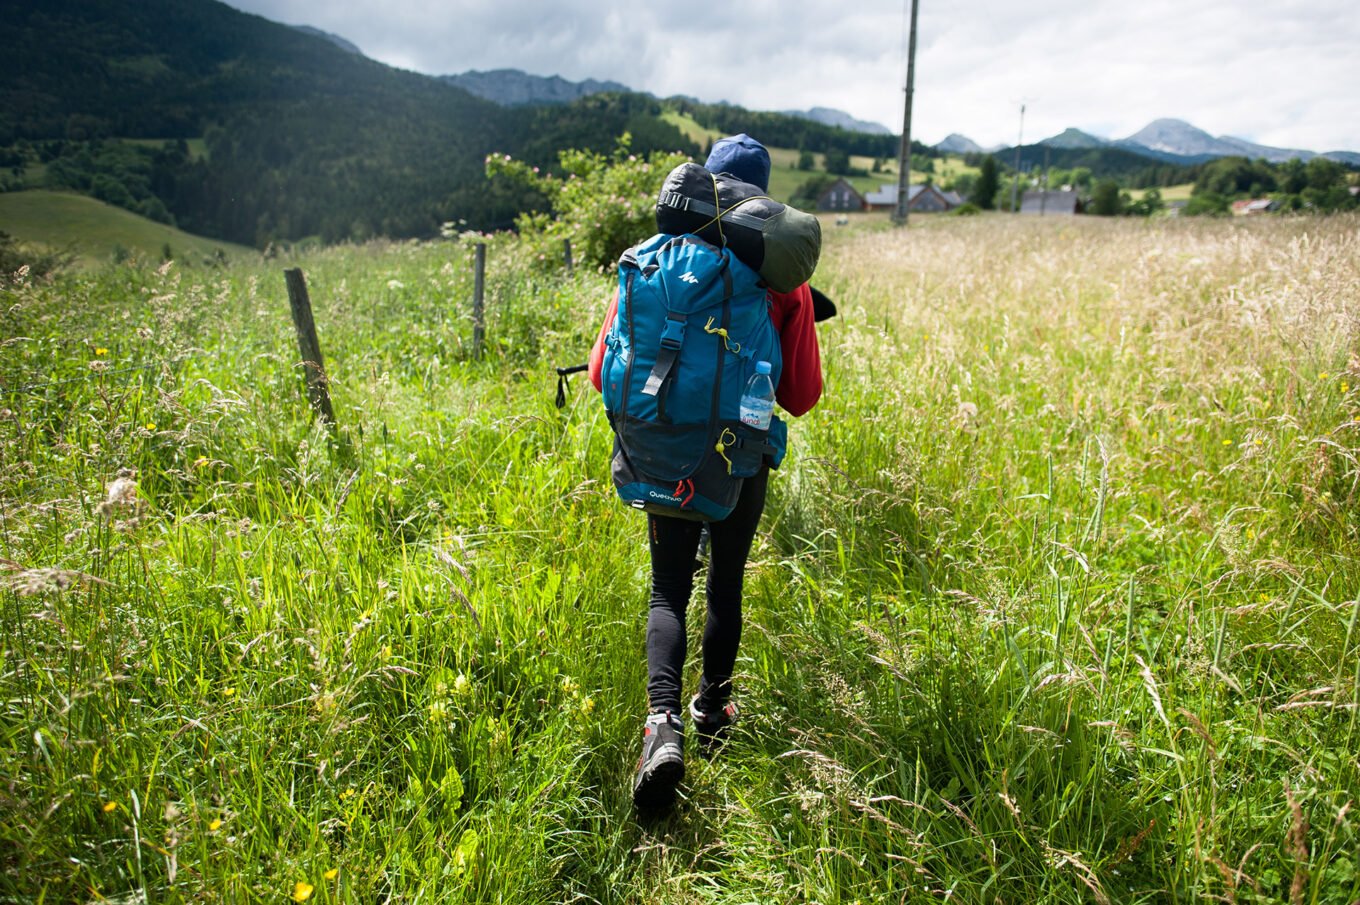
[223, 0, 1359, 151]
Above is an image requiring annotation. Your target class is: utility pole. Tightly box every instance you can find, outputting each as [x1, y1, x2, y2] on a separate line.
[1009, 102, 1025, 213]
[893, 0, 920, 225]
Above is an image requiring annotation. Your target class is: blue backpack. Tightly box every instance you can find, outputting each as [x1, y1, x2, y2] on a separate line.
[601, 233, 787, 521]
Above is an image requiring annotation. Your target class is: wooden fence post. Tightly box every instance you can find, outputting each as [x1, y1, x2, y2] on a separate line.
[472, 242, 486, 359]
[284, 268, 336, 425]
[563, 238, 574, 273]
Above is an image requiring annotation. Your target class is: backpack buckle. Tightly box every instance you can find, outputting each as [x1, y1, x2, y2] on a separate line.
[658, 315, 686, 351]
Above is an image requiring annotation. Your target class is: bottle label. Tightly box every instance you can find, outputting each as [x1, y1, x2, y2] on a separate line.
[739, 398, 774, 430]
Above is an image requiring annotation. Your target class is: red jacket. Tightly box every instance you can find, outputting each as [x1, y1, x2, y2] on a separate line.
[588, 283, 822, 416]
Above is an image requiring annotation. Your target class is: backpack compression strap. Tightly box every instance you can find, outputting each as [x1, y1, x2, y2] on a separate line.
[639, 242, 735, 423]
[641, 311, 686, 398]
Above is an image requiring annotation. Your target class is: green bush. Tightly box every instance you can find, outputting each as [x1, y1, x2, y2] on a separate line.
[486, 134, 689, 273]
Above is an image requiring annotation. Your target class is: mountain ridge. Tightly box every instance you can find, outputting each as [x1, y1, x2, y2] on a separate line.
[981, 117, 1360, 166]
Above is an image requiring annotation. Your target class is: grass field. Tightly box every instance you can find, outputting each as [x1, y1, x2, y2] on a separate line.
[2, 213, 1358, 903]
[0, 190, 251, 268]
[1128, 184, 1195, 203]
[660, 110, 958, 205]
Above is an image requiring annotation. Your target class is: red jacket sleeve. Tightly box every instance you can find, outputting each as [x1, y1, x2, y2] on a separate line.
[587, 290, 619, 393]
[767, 283, 822, 416]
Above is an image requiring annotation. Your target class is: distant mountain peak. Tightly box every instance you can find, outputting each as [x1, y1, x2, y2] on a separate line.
[1040, 127, 1106, 149]
[1118, 118, 1347, 163]
[1121, 118, 1220, 156]
[781, 107, 892, 135]
[935, 133, 983, 154]
[441, 68, 630, 106]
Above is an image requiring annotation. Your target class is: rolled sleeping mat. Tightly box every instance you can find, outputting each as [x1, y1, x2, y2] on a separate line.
[656, 162, 821, 294]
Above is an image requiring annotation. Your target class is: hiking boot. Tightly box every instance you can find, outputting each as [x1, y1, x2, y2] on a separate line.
[633, 711, 684, 810]
[689, 694, 739, 752]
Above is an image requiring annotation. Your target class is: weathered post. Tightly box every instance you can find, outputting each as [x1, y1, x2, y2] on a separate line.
[284, 268, 336, 425]
[563, 238, 574, 273]
[472, 242, 486, 359]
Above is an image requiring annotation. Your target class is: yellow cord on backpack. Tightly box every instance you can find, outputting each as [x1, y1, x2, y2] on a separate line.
[710, 173, 726, 248]
[715, 428, 737, 475]
[703, 317, 741, 354]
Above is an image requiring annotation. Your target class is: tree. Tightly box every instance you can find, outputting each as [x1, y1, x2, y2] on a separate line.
[823, 147, 850, 175]
[970, 156, 999, 210]
[789, 174, 836, 209]
[1090, 179, 1123, 216]
[797, 149, 814, 171]
[1126, 187, 1164, 217]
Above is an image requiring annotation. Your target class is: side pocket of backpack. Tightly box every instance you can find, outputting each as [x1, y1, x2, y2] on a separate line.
[765, 416, 788, 470]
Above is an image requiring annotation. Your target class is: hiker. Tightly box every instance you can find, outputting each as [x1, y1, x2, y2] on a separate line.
[587, 134, 823, 808]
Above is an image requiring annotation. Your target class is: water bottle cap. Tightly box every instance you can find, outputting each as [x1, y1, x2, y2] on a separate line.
[755, 360, 772, 375]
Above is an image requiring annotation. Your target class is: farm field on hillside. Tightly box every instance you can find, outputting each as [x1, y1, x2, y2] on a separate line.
[2, 215, 1358, 904]
[0, 190, 251, 268]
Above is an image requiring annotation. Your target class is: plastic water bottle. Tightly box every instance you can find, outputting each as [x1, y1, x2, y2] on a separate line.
[739, 361, 775, 430]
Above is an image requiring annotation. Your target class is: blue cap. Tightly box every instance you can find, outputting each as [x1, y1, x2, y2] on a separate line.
[705, 133, 771, 192]
[755, 360, 772, 375]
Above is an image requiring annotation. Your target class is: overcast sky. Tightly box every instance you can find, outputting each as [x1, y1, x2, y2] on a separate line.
[222, 0, 1360, 152]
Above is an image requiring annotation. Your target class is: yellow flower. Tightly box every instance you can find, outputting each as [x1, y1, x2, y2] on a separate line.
[292, 881, 314, 902]
[1320, 372, 1330, 380]
[94, 347, 108, 356]
[223, 687, 236, 697]
[102, 801, 117, 813]
[1343, 382, 1351, 394]
[194, 456, 210, 469]
[144, 423, 156, 432]
[324, 869, 339, 881]
[208, 818, 222, 832]
[1222, 439, 1232, 446]
[1254, 438, 1263, 446]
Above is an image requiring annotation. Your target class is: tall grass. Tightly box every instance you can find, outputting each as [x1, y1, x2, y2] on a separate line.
[2, 215, 1357, 904]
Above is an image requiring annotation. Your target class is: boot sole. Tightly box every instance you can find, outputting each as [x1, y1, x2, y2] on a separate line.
[633, 749, 684, 810]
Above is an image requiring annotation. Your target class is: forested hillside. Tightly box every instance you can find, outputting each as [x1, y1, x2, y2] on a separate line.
[0, 0, 700, 245]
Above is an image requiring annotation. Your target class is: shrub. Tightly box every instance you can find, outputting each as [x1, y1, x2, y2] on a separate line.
[485, 134, 690, 272]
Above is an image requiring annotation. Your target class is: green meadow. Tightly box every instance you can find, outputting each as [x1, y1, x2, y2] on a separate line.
[0, 190, 250, 268]
[1, 213, 1358, 903]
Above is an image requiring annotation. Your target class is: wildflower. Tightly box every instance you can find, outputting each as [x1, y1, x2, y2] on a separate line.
[194, 456, 210, 469]
[292, 881, 314, 902]
[582, 696, 596, 715]
[208, 818, 222, 831]
[1222, 439, 1232, 446]
[324, 868, 339, 881]
[452, 673, 472, 698]
[96, 468, 144, 518]
[94, 347, 108, 356]
[340, 789, 356, 800]
[954, 401, 979, 432]
[144, 422, 156, 432]
[1343, 382, 1351, 394]
[223, 688, 236, 697]
[1320, 372, 1330, 380]
[103, 801, 117, 813]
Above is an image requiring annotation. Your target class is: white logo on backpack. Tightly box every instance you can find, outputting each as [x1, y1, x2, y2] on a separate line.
[678, 271, 699, 284]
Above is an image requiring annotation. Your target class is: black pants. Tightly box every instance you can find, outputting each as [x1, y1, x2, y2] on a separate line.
[645, 468, 769, 715]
